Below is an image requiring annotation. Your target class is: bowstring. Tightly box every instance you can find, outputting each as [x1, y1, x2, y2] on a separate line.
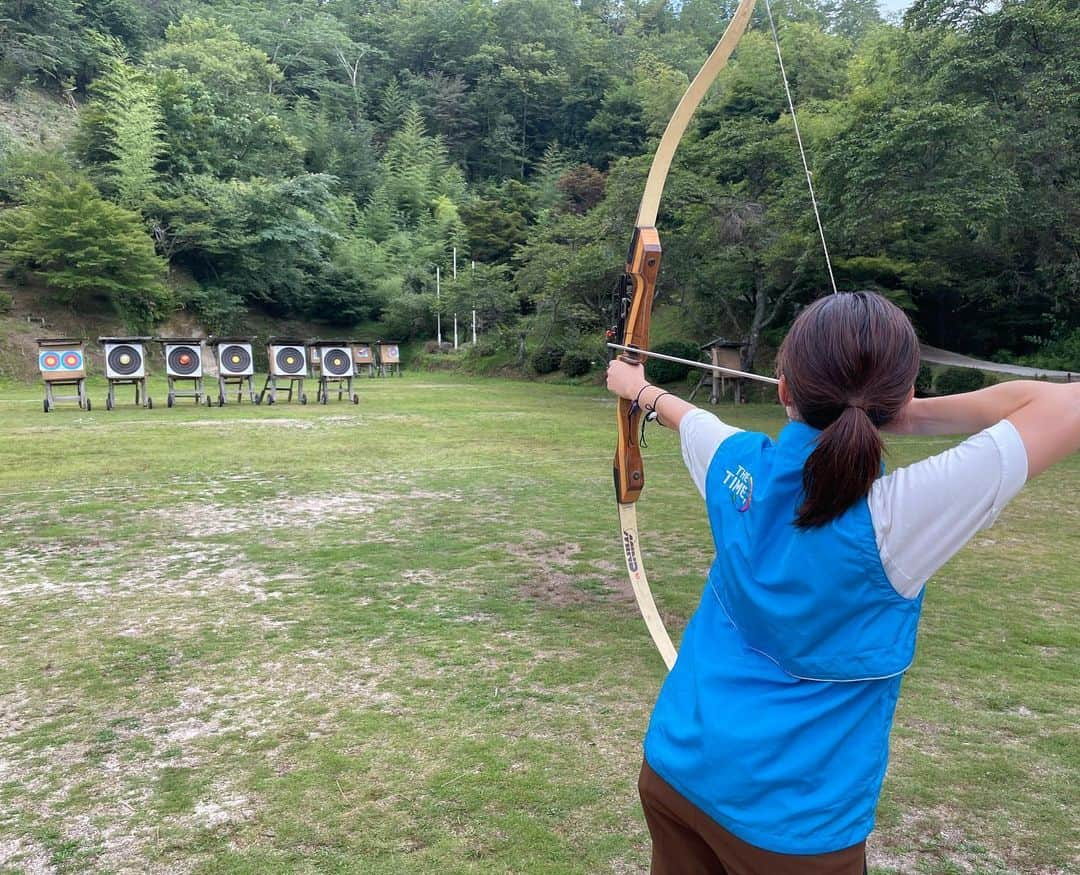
[762, 0, 839, 295]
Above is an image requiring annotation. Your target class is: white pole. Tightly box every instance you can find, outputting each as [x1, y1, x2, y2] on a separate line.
[472, 309, 477, 345]
[471, 261, 476, 344]
[436, 266, 442, 345]
[453, 314, 459, 349]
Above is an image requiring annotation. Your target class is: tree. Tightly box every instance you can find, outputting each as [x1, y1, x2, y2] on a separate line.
[0, 177, 172, 330]
[76, 46, 164, 209]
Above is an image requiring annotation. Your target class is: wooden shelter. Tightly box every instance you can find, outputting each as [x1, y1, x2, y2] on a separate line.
[695, 337, 748, 404]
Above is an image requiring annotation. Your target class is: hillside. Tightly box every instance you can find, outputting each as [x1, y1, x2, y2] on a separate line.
[0, 282, 364, 382]
[0, 87, 78, 150]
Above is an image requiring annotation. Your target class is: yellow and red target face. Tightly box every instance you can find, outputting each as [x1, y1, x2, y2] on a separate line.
[166, 344, 201, 375]
[39, 349, 84, 374]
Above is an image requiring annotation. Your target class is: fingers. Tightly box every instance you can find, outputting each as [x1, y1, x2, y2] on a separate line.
[606, 359, 647, 400]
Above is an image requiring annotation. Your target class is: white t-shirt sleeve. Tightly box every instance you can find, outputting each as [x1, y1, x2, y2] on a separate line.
[869, 419, 1029, 599]
[679, 409, 742, 499]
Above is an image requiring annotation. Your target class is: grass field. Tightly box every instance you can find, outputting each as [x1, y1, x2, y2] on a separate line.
[0, 373, 1075, 875]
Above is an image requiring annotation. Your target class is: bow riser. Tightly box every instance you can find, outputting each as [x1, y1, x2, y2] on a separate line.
[614, 227, 661, 505]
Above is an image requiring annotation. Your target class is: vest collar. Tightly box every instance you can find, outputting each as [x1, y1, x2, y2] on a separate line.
[776, 419, 821, 456]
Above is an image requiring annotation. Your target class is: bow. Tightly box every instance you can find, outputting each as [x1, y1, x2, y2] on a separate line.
[612, 0, 759, 671]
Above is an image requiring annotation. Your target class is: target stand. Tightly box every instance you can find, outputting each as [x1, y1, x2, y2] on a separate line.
[353, 342, 377, 378]
[260, 337, 308, 405]
[99, 336, 153, 410]
[376, 341, 403, 377]
[209, 336, 259, 406]
[311, 340, 359, 404]
[158, 337, 208, 407]
[37, 338, 90, 412]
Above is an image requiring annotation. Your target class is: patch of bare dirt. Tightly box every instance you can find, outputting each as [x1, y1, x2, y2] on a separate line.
[506, 530, 635, 607]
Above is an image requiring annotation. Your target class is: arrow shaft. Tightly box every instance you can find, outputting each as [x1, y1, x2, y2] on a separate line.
[607, 342, 780, 386]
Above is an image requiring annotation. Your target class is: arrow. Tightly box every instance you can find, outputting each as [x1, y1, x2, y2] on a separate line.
[606, 343, 780, 386]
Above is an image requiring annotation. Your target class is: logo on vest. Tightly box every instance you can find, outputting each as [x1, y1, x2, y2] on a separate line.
[723, 465, 753, 512]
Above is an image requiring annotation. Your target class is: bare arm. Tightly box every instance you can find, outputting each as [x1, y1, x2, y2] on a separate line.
[889, 380, 1080, 478]
[606, 359, 696, 431]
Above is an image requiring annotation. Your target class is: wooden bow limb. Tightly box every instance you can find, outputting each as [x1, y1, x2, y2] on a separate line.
[607, 343, 780, 386]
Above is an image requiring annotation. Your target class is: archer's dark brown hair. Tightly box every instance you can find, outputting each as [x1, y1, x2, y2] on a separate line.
[776, 291, 920, 528]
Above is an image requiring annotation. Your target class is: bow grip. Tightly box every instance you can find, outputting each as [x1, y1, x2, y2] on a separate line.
[613, 228, 662, 505]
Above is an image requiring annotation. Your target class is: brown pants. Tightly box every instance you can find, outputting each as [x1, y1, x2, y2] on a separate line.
[639, 761, 867, 875]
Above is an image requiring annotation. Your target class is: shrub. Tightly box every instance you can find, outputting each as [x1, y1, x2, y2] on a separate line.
[646, 340, 702, 384]
[530, 344, 563, 375]
[935, 366, 988, 395]
[0, 176, 171, 331]
[915, 363, 934, 396]
[0, 290, 12, 314]
[561, 350, 593, 377]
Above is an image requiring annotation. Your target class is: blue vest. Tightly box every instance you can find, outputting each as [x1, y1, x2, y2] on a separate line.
[643, 421, 925, 854]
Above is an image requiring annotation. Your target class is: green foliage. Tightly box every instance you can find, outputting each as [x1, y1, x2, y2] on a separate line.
[530, 344, 563, 375]
[0, 176, 171, 330]
[76, 47, 164, 208]
[916, 363, 934, 396]
[179, 283, 244, 335]
[2, 0, 1076, 371]
[935, 367, 988, 396]
[1019, 328, 1080, 372]
[560, 349, 594, 378]
[646, 341, 703, 384]
[0, 289, 13, 313]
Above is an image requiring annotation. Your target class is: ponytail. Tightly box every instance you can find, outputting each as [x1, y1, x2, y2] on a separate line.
[777, 291, 920, 529]
[797, 406, 883, 528]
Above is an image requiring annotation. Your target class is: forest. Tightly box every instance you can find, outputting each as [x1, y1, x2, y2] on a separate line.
[0, 0, 1077, 375]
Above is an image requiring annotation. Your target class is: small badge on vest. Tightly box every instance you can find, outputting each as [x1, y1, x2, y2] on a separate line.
[723, 465, 754, 512]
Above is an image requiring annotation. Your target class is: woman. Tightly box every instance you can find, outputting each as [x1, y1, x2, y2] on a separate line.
[605, 291, 1078, 875]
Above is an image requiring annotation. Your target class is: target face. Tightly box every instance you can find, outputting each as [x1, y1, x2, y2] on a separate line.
[274, 346, 306, 375]
[167, 344, 202, 376]
[381, 344, 400, 363]
[219, 344, 253, 376]
[106, 344, 143, 377]
[321, 347, 352, 377]
[39, 348, 84, 375]
[353, 345, 372, 364]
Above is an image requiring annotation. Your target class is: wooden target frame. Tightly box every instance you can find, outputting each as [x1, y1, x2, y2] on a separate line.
[376, 341, 402, 377]
[311, 339, 359, 405]
[209, 336, 259, 406]
[260, 336, 308, 405]
[99, 336, 153, 410]
[37, 338, 90, 413]
[352, 341, 377, 378]
[157, 337, 209, 407]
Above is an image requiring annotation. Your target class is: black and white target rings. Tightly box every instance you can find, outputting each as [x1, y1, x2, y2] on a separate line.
[109, 346, 140, 374]
[321, 348, 352, 377]
[276, 346, 305, 375]
[159, 338, 205, 378]
[222, 344, 252, 374]
[168, 346, 200, 375]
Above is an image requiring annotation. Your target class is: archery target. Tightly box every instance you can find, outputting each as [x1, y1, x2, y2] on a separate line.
[379, 343, 400, 364]
[271, 345, 307, 376]
[219, 343, 253, 376]
[105, 343, 145, 378]
[38, 346, 85, 380]
[320, 346, 353, 377]
[165, 343, 203, 377]
[353, 344, 373, 364]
